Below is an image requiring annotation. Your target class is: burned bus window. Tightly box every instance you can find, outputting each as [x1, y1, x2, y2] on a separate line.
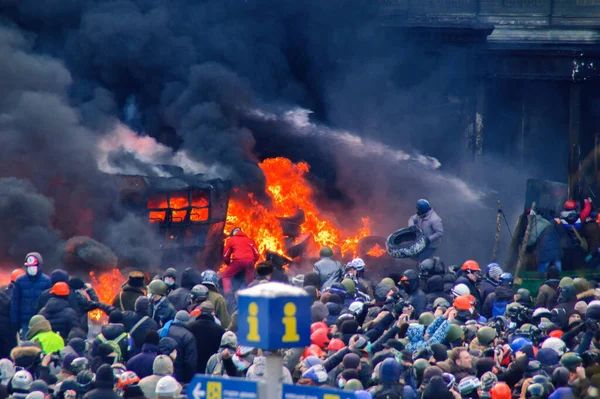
[190, 191, 209, 222]
[148, 193, 168, 223]
[169, 192, 189, 222]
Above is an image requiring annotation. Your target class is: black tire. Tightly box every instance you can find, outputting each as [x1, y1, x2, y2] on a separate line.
[386, 226, 428, 258]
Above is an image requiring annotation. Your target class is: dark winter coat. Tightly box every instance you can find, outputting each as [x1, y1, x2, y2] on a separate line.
[455, 275, 482, 312]
[535, 225, 563, 263]
[402, 270, 427, 316]
[39, 297, 82, 339]
[94, 302, 158, 355]
[478, 278, 499, 302]
[92, 323, 130, 361]
[164, 321, 197, 383]
[481, 285, 515, 319]
[0, 285, 17, 359]
[188, 313, 225, 373]
[167, 268, 202, 311]
[149, 297, 176, 327]
[126, 343, 158, 379]
[535, 280, 559, 309]
[424, 276, 453, 311]
[112, 284, 146, 312]
[11, 272, 52, 329]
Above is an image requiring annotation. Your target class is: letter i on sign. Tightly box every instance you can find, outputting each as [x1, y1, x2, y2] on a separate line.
[282, 302, 300, 342]
[247, 302, 260, 341]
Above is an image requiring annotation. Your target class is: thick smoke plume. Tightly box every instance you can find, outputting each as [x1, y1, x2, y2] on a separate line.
[0, 0, 542, 270]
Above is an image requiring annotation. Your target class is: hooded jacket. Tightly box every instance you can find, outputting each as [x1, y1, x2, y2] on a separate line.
[401, 270, 427, 315]
[408, 209, 444, 248]
[481, 285, 515, 319]
[139, 356, 181, 399]
[26, 319, 64, 354]
[11, 271, 51, 329]
[167, 268, 202, 311]
[126, 343, 158, 379]
[92, 323, 129, 361]
[535, 280, 559, 309]
[555, 286, 577, 314]
[223, 231, 260, 264]
[149, 296, 176, 327]
[207, 289, 230, 328]
[425, 276, 453, 310]
[479, 278, 500, 301]
[314, 257, 343, 291]
[39, 297, 81, 339]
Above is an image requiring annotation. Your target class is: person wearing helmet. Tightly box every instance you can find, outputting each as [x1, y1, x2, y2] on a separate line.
[481, 273, 515, 319]
[148, 280, 176, 327]
[313, 246, 343, 291]
[11, 252, 52, 336]
[38, 282, 81, 340]
[201, 270, 230, 328]
[400, 269, 427, 315]
[408, 199, 444, 261]
[344, 258, 374, 300]
[221, 227, 260, 295]
[455, 260, 482, 312]
[553, 198, 592, 270]
[187, 285, 209, 319]
[490, 382, 511, 399]
[167, 267, 202, 312]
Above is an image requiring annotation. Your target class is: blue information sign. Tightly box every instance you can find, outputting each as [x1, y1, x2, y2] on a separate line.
[283, 383, 357, 399]
[188, 374, 259, 399]
[238, 283, 312, 349]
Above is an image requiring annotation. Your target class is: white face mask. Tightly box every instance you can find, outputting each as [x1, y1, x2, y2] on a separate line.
[26, 266, 38, 276]
[164, 277, 175, 286]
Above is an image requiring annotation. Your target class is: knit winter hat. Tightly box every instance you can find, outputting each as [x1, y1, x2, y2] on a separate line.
[380, 358, 401, 383]
[291, 274, 304, 287]
[574, 301, 588, 316]
[302, 365, 328, 384]
[422, 366, 443, 383]
[304, 356, 322, 368]
[155, 375, 178, 395]
[458, 376, 481, 396]
[488, 266, 503, 278]
[342, 353, 361, 370]
[480, 371, 498, 392]
[28, 315, 47, 329]
[536, 348, 559, 367]
[175, 310, 190, 323]
[145, 331, 160, 345]
[134, 296, 150, 313]
[220, 331, 238, 349]
[311, 302, 329, 323]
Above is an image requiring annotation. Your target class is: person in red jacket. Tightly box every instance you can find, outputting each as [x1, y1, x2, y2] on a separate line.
[221, 227, 259, 294]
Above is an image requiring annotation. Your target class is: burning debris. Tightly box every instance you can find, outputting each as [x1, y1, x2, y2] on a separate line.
[88, 269, 126, 322]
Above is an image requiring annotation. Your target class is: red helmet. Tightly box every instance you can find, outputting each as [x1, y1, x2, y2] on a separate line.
[310, 328, 330, 350]
[490, 383, 511, 399]
[327, 338, 346, 351]
[50, 282, 70, 296]
[461, 260, 481, 272]
[549, 330, 564, 338]
[453, 295, 472, 311]
[302, 344, 325, 359]
[565, 200, 577, 210]
[311, 322, 328, 335]
[10, 269, 25, 283]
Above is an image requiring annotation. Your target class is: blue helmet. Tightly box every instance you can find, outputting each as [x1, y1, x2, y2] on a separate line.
[510, 337, 532, 353]
[201, 270, 219, 288]
[416, 199, 431, 215]
[500, 272, 514, 286]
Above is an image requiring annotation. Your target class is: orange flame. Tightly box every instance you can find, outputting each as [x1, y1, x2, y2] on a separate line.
[88, 269, 126, 321]
[366, 243, 387, 257]
[225, 157, 372, 259]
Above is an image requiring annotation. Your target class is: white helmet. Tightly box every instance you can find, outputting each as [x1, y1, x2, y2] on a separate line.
[11, 369, 33, 391]
[451, 283, 470, 297]
[541, 337, 566, 356]
[345, 258, 365, 272]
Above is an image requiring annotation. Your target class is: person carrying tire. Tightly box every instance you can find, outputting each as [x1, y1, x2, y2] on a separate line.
[408, 199, 444, 262]
[221, 227, 259, 295]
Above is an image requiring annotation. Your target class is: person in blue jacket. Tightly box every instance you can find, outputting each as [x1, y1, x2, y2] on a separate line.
[11, 252, 51, 335]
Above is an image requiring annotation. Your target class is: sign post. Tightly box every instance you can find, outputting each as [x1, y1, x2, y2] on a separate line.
[238, 282, 312, 399]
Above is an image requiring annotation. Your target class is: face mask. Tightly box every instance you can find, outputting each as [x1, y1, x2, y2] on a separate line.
[26, 266, 38, 276]
[164, 277, 175, 286]
[232, 355, 249, 371]
[338, 379, 345, 388]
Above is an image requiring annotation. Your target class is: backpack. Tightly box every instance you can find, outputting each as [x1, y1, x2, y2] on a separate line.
[492, 300, 508, 317]
[98, 332, 129, 362]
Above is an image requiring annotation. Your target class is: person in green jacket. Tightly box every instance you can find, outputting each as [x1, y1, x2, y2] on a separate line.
[26, 315, 64, 354]
[200, 270, 230, 328]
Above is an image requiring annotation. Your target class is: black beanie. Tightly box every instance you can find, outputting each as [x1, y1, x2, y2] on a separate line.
[476, 358, 495, 378]
[144, 331, 160, 345]
[340, 320, 359, 335]
[68, 338, 86, 356]
[68, 277, 86, 290]
[430, 344, 448, 362]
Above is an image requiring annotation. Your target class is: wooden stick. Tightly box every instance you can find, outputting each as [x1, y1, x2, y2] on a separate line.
[514, 202, 536, 285]
[492, 200, 502, 262]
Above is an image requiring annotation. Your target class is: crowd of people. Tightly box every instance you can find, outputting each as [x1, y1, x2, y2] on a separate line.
[0, 223, 598, 399]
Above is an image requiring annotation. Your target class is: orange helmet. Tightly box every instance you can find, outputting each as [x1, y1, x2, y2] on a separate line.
[117, 371, 140, 389]
[310, 328, 330, 350]
[10, 269, 25, 283]
[327, 338, 346, 351]
[302, 344, 325, 359]
[461, 260, 480, 272]
[490, 383, 511, 399]
[311, 322, 328, 334]
[453, 295, 472, 311]
[549, 330, 564, 338]
[50, 282, 70, 296]
[564, 200, 577, 211]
